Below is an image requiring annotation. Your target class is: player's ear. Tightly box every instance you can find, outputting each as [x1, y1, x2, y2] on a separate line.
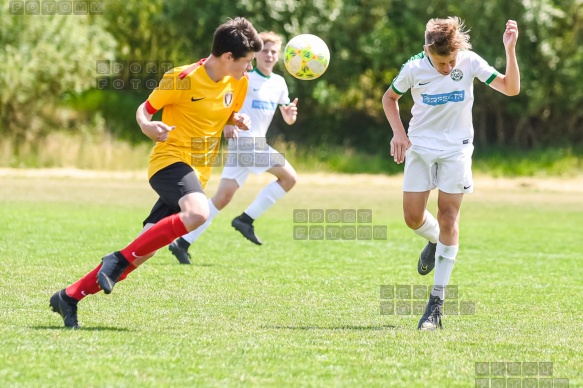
[221, 52, 234, 62]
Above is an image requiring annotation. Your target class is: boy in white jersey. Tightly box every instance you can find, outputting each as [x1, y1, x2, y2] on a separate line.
[169, 31, 298, 263]
[382, 17, 520, 330]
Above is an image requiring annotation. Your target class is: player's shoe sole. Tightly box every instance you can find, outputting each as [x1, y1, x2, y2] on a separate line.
[417, 242, 437, 275]
[168, 239, 192, 264]
[49, 289, 80, 328]
[97, 252, 130, 294]
[417, 295, 443, 331]
[232, 216, 262, 245]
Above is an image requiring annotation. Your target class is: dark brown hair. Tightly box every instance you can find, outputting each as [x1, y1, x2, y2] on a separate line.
[212, 17, 263, 59]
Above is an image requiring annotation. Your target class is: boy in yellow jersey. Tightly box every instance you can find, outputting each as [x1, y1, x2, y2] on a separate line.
[49, 17, 263, 328]
[169, 31, 299, 264]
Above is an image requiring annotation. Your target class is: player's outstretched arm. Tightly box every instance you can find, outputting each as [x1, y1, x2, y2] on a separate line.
[382, 88, 411, 164]
[280, 97, 298, 125]
[489, 20, 520, 96]
[136, 102, 175, 142]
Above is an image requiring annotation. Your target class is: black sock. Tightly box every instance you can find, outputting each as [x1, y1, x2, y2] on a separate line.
[61, 290, 79, 305]
[176, 237, 191, 249]
[113, 251, 130, 265]
[239, 212, 254, 224]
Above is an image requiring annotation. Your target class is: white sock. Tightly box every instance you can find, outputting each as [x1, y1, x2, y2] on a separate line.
[182, 199, 220, 244]
[431, 242, 458, 300]
[413, 210, 439, 244]
[244, 181, 287, 220]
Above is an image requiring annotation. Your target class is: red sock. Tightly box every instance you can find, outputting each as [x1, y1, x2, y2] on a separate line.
[117, 265, 137, 282]
[120, 214, 188, 264]
[66, 264, 102, 301]
[66, 263, 139, 301]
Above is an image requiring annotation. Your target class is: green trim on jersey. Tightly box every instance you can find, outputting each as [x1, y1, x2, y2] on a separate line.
[391, 83, 405, 95]
[251, 67, 271, 79]
[249, 68, 289, 107]
[391, 51, 426, 94]
[408, 51, 426, 62]
[399, 51, 426, 73]
[485, 71, 499, 85]
[426, 54, 434, 68]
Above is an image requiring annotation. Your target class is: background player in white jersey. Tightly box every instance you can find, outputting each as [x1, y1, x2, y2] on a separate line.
[169, 31, 298, 264]
[382, 17, 520, 330]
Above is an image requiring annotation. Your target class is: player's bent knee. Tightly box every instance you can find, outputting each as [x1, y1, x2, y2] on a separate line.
[182, 212, 208, 231]
[287, 171, 298, 189]
[404, 213, 425, 230]
[406, 220, 425, 230]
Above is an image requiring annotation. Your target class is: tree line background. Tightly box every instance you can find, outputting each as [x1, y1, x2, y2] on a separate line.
[1, 0, 582, 170]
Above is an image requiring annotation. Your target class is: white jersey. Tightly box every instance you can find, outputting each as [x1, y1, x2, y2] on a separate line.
[391, 50, 498, 150]
[238, 68, 290, 139]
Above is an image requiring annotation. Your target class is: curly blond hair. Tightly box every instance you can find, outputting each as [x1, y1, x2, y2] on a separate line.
[425, 16, 472, 56]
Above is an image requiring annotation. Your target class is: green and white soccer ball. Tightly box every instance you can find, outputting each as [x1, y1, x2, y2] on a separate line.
[284, 34, 330, 80]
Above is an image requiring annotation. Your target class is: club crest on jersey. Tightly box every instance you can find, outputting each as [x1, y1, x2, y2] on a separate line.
[223, 91, 234, 107]
[450, 69, 463, 81]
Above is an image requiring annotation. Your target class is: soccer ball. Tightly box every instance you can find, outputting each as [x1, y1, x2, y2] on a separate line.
[284, 34, 330, 80]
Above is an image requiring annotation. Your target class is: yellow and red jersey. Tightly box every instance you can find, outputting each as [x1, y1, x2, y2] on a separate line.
[145, 59, 248, 188]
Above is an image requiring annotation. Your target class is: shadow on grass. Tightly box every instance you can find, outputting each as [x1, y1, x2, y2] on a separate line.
[262, 324, 396, 331]
[31, 325, 131, 332]
[150, 262, 217, 267]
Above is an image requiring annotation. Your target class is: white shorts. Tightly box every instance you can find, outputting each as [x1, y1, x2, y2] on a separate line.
[402, 145, 474, 194]
[220, 138, 286, 186]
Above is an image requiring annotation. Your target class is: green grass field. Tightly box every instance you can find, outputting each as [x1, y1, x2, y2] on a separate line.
[1, 170, 582, 387]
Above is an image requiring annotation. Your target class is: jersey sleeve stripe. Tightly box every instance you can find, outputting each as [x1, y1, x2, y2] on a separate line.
[391, 83, 405, 95]
[485, 71, 499, 85]
[145, 100, 158, 114]
[178, 58, 206, 80]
